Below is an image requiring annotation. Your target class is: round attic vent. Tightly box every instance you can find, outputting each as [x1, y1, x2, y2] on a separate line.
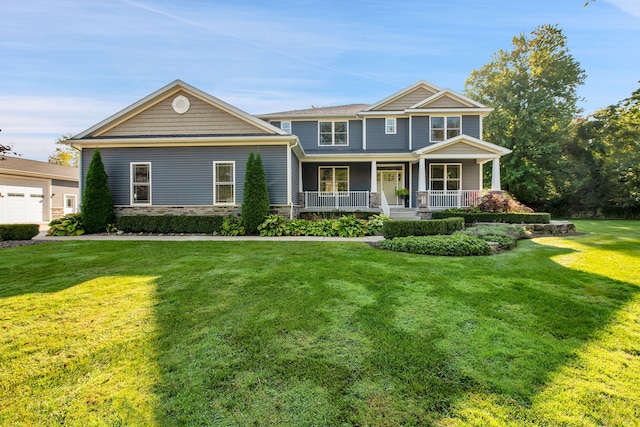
[172, 95, 190, 114]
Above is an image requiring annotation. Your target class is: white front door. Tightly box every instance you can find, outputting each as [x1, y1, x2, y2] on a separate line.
[64, 195, 77, 215]
[378, 170, 404, 206]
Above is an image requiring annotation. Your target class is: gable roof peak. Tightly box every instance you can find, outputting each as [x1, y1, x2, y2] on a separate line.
[364, 80, 443, 112]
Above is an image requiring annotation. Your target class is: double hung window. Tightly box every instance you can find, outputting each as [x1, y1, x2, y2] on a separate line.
[131, 163, 151, 205]
[214, 161, 235, 205]
[430, 116, 461, 142]
[385, 118, 397, 134]
[319, 167, 349, 193]
[430, 164, 461, 191]
[319, 121, 348, 146]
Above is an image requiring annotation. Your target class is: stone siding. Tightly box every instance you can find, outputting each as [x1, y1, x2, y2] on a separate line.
[115, 206, 239, 217]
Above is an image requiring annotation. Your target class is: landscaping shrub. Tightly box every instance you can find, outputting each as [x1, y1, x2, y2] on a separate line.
[300, 211, 380, 220]
[117, 216, 224, 234]
[477, 192, 533, 213]
[379, 234, 491, 256]
[221, 216, 245, 236]
[457, 224, 528, 250]
[47, 213, 85, 236]
[432, 211, 551, 224]
[257, 214, 388, 237]
[81, 150, 116, 233]
[382, 217, 464, 239]
[242, 152, 270, 235]
[0, 224, 40, 240]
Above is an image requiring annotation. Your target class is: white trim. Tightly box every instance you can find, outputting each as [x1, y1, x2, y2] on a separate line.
[213, 161, 236, 205]
[409, 88, 488, 109]
[287, 144, 292, 205]
[385, 118, 397, 134]
[363, 117, 367, 150]
[318, 121, 349, 146]
[130, 162, 152, 206]
[409, 116, 413, 151]
[281, 121, 292, 134]
[318, 166, 350, 192]
[414, 134, 512, 156]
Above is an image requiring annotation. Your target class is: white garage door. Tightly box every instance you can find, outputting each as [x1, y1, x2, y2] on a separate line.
[0, 184, 45, 223]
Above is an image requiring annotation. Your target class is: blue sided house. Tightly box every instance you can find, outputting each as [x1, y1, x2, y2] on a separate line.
[70, 80, 511, 219]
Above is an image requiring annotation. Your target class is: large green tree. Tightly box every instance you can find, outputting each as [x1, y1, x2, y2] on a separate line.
[465, 24, 586, 206]
[242, 151, 270, 234]
[81, 150, 116, 233]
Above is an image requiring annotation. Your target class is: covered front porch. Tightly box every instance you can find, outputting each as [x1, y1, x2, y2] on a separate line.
[298, 135, 512, 215]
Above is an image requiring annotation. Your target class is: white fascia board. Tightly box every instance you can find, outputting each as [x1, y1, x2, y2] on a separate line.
[301, 153, 416, 163]
[357, 111, 407, 117]
[71, 135, 298, 148]
[74, 80, 285, 139]
[409, 89, 488, 109]
[0, 170, 78, 182]
[422, 153, 501, 159]
[405, 108, 494, 116]
[363, 80, 442, 112]
[413, 135, 512, 156]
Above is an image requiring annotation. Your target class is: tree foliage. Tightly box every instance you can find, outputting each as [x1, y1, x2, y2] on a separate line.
[242, 151, 270, 234]
[48, 134, 79, 167]
[465, 24, 586, 206]
[81, 150, 116, 233]
[0, 129, 19, 160]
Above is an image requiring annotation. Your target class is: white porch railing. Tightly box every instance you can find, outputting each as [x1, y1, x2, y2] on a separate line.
[380, 191, 390, 217]
[418, 190, 488, 210]
[304, 191, 370, 210]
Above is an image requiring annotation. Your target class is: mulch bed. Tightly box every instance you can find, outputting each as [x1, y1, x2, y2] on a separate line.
[0, 240, 58, 249]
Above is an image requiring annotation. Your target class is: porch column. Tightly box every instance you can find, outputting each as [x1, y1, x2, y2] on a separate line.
[491, 158, 501, 191]
[370, 161, 377, 192]
[418, 158, 426, 191]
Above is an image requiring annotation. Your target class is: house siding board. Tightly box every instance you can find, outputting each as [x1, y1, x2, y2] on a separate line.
[430, 142, 494, 156]
[425, 96, 469, 109]
[293, 120, 363, 153]
[411, 116, 431, 151]
[462, 116, 480, 139]
[374, 87, 436, 111]
[366, 118, 409, 151]
[101, 91, 270, 137]
[81, 145, 289, 206]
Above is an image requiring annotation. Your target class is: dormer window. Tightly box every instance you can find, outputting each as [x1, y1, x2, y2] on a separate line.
[431, 116, 461, 142]
[385, 118, 396, 134]
[319, 121, 348, 146]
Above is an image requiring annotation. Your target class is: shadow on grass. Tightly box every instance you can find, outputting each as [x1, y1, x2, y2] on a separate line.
[1, 236, 637, 425]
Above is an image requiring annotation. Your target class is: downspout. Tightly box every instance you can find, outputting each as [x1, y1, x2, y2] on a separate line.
[289, 138, 299, 220]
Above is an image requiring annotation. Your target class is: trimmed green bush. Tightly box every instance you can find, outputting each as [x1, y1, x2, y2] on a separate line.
[117, 216, 224, 234]
[257, 214, 388, 237]
[81, 150, 116, 233]
[432, 211, 551, 224]
[242, 152, 270, 235]
[382, 217, 464, 239]
[48, 213, 85, 236]
[379, 234, 491, 256]
[0, 224, 40, 240]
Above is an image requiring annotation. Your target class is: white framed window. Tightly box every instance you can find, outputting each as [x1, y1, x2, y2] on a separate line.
[214, 161, 235, 205]
[385, 118, 397, 134]
[319, 121, 348, 146]
[130, 162, 151, 205]
[430, 116, 461, 142]
[430, 163, 461, 191]
[318, 166, 349, 193]
[281, 121, 291, 134]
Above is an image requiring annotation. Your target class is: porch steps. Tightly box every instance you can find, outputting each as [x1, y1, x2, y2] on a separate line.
[388, 208, 421, 221]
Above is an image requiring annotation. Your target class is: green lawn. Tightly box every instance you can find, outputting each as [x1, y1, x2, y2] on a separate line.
[1, 220, 638, 426]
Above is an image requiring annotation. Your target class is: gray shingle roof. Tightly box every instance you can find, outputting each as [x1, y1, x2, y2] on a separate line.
[0, 156, 78, 181]
[258, 104, 370, 118]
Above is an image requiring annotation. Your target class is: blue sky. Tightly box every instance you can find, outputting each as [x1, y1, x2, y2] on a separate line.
[2, 0, 639, 161]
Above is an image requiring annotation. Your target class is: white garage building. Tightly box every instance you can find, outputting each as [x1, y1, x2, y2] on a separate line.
[0, 156, 79, 224]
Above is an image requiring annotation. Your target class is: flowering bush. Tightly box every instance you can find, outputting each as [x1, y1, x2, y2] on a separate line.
[477, 192, 533, 213]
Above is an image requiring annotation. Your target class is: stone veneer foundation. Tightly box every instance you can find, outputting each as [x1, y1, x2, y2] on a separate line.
[115, 205, 301, 218]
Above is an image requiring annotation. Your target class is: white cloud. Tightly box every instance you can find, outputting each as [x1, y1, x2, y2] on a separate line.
[604, 0, 640, 17]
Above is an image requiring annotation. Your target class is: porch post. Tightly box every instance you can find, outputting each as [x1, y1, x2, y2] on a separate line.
[491, 158, 501, 191]
[418, 158, 426, 191]
[371, 161, 377, 192]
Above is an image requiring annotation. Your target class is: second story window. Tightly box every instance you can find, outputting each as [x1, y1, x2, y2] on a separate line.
[281, 121, 291, 134]
[319, 121, 348, 146]
[431, 116, 461, 142]
[385, 118, 396, 134]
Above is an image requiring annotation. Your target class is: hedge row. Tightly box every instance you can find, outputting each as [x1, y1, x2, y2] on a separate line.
[431, 212, 551, 224]
[382, 217, 464, 239]
[379, 234, 491, 256]
[117, 216, 224, 234]
[0, 224, 40, 240]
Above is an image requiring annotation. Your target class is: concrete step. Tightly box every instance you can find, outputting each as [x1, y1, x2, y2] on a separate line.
[388, 208, 420, 220]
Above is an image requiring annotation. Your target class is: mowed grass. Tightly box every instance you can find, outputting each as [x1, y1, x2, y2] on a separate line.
[0, 221, 638, 426]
